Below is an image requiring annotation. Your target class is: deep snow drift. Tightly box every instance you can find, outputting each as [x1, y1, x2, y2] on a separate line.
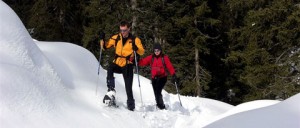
[1, 1, 300, 128]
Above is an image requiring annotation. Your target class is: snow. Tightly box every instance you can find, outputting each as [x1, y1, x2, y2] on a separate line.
[0, 1, 300, 128]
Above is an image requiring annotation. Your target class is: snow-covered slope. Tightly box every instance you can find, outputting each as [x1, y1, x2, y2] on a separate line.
[35, 41, 233, 128]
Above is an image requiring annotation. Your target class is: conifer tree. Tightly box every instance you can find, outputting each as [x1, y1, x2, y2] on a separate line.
[224, 0, 300, 102]
[163, 1, 223, 97]
[27, 0, 84, 44]
[3, 0, 34, 27]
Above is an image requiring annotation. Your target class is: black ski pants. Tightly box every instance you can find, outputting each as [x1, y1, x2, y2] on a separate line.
[107, 63, 134, 101]
[151, 76, 167, 107]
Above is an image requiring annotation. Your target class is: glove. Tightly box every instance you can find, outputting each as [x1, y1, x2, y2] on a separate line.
[171, 74, 178, 84]
[132, 44, 138, 51]
[99, 31, 105, 40]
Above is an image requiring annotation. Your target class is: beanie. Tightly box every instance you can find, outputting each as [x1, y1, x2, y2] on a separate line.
[153, 43, 162, 52]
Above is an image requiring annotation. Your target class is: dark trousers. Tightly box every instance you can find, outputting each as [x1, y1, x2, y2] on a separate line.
[107, 63, 134, 101]
[106, 63, 134, 102]
[151, 76, 167, 107]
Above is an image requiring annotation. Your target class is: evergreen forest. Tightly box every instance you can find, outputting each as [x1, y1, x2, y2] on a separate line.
[4, 0, 300, 105]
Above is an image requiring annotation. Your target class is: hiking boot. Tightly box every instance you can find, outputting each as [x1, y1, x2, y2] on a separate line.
[127, 99, 135, 111]
[156, 96, 165, 109]
[157, 104, 166, 110]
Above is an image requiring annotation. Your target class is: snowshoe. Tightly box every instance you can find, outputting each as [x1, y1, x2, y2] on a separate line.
[103, 90, 118, 107]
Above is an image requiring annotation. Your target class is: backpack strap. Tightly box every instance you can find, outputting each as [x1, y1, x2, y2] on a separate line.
[114, 34, 136, 49]
[105, 34, 120, 50]
[161, 55, 166, 69]
[113, 34, 137, 65]
[131, 35, 139, 66]
[115, 35, 120, 46]
[151, 54, 166, 70]
[131, 35, 136, 49]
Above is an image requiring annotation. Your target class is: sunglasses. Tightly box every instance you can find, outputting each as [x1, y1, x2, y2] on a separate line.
[154, 49, 161, 52]
[120, 29, 128, 32]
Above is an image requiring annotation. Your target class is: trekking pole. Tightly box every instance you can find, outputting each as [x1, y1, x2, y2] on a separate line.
[174, 81, 183, 107]
[96, 39, 104, 96]
[133, 51, 144, 108]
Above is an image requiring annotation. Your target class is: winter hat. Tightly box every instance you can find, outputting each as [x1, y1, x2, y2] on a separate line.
[153, 43, 162, 52]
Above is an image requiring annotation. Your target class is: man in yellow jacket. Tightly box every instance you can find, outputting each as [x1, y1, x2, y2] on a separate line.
[100, 21, 144, 111]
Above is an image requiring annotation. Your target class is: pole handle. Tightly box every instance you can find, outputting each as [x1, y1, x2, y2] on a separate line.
[100, 39, 105, 51]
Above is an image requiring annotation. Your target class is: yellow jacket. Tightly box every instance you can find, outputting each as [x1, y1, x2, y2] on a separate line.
[104, 33, 145, 67]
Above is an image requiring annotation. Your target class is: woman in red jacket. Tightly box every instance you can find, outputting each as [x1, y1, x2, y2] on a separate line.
[139, 43, 178, 109]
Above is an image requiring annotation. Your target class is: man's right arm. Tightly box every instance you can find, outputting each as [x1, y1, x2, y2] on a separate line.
[102, 34, 118, 49]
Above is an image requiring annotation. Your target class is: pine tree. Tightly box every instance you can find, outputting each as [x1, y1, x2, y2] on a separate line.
[27, 0, 84, 44]
[3, 0, 34, 27]
[163, 1, 224, 97]
[224, 0, 300, 102]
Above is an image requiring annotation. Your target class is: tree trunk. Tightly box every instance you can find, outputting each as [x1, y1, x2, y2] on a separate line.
[154, 27, 161, 44]
[131, 0, 137, 35]
[195, 48, 201, 96]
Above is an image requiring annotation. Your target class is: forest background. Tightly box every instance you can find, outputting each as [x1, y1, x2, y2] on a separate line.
[4, 0, 300, 105]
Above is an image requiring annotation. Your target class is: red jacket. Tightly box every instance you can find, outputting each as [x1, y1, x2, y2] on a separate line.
[139, 54, 175, 79]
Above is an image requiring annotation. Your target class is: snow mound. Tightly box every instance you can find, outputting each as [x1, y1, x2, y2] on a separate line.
[204, 93, 300, 128]
[0, 0, 65, 123]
